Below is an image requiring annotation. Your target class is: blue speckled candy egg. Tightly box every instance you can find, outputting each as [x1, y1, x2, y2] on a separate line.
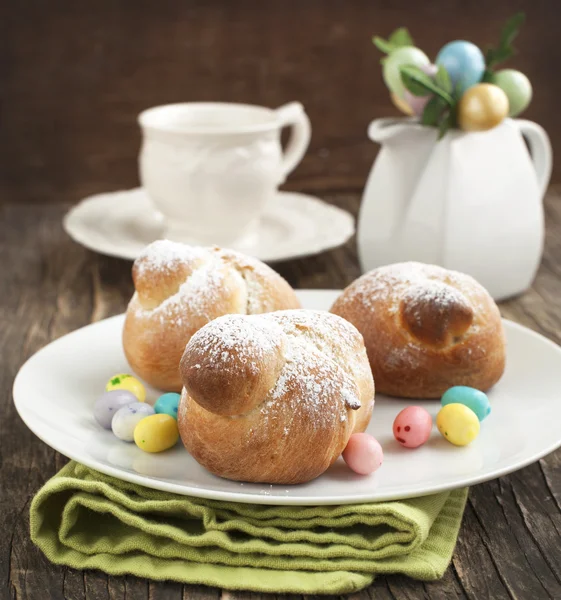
[93, 390, 137, 429]
[154, 392, 181, 420]
[435, 41, 485, 95]
[441, 386, 491, 421]
[111, 402, 155, 442]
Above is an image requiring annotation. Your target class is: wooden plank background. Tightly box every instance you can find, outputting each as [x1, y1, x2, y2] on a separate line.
[1, 0, 560, 204]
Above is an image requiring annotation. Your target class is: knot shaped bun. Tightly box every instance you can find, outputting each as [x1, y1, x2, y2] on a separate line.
[331, 262, 505, 398]
[178, 310, 375, 484]
[123, 240, 300, 391]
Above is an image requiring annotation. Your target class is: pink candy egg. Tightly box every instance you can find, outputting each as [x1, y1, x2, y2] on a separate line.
[393, 406, 433, 448]
[421, 63, 439, 78]
[403, 63, 439, 116]
[403, 91, 430, 116]
[343, 433, 384, 475]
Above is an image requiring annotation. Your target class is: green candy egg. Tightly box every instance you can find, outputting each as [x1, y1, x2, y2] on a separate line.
[441, 386, 491, 421]
[491, 69, 532, 117]
[154, 392, 181, 420]
[383, 46, 430, 99]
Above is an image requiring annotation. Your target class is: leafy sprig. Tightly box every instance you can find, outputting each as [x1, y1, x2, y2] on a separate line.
[486, 12, 525, 69]
[482, 12, 525, 82]
[372, 27, 414, 55]
[372, 13, 525, 139]
[399, 65, 456, 138]
[399, 66, 453, 104]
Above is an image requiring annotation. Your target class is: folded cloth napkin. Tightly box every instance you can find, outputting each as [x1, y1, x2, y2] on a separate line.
[30, 461, 467, 594]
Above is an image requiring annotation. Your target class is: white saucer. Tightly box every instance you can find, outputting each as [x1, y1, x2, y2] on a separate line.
[13, 290, 561, 505]
[63, 188, 355, 262]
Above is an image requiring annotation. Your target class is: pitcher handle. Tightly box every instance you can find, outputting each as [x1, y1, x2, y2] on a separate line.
[514, 119, 552, 198]
[275, 102, 311, 181]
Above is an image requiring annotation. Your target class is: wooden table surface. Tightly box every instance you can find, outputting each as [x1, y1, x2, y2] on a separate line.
[2, 190, 561, 600]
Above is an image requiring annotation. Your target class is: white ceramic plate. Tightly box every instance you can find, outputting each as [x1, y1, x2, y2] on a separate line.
[63, 188, 355, 262]
[13, 290, 561, 505]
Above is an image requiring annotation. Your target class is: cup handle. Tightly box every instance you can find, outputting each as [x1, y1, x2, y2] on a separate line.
[513, 119, 553, 198]
[274, 102, 311, 181]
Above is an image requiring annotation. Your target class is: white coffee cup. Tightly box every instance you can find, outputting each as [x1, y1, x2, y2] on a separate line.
[138, 102, 311, 245]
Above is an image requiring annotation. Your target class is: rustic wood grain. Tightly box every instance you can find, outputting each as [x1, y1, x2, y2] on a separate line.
[2, 0, 561, 206]
[1, 190, 561, 599]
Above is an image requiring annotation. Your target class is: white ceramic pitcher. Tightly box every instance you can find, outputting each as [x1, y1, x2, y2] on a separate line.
[357, 117, 552, 300]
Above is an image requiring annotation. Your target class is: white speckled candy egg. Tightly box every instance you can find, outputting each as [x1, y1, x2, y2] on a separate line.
[93, 390, 138, 429]
[111, 402, 155, 442]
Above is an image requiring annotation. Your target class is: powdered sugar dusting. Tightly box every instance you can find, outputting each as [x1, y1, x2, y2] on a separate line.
[334, 262, 492, 374]
[131, 240, 290, 322]
[186, 313, 283, 376]
[340, 261, 484, 318]
[135, 240, 205, 277]
[260, 327, 360, 433]
[134, 254, 240, 327]
[403, 280, 471, 325]
[184, 310, 370, 435]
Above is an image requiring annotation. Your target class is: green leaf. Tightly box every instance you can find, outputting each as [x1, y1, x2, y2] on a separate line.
[437, 110, 453, 140]
[372, 36, 395, 54]
[400, 65, 454, 104]
[481, 68, 495, 83]
[499, 12, 525, 51]
[388, 27, 414, 48]
[487, 46, 513, 68]
[485, 12, 525, 69]
[421, 96, 447, 126]
[435, 65, 452, 94]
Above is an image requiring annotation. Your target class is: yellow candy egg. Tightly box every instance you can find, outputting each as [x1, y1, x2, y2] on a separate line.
[436, 404, 480, 447]
[457, 83, 509, 132]
[134, 414, 179, 453]
[106, 373, 146, 403]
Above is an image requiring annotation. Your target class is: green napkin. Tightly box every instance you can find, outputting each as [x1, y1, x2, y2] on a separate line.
[30, 461, 467, 594]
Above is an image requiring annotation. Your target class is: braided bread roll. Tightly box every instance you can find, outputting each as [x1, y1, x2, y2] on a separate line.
[178, 310, 375, 484]
[123, 241, 300, 391]
[330, 262, 506, 398]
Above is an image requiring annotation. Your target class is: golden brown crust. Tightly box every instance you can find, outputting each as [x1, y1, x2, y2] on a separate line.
[330, 262, 506, 398]
[178, 310, 375, 484]
[123, 241, 300, 391]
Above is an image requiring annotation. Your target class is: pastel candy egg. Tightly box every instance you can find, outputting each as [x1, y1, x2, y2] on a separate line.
[435, 40, 485, 95]
[491, 69, 532, 117]
[342, 433, 384, 475]
[134, 414, 179, 453]
[93, 390, 137, 429]
[441, 386, 491, 421]
[111, 402, 155, 442]
[402, 65, 438, 116]
[383, 46, 430, 98]
[403, 91, 430, 116]
[391, 92, 414, 116]
[458, 83, 509, 132]
[106, 373, 146, 402]
[437, 403, 480, 446]
[154, 392, 181, 420]
[393, 406, 433, 448]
